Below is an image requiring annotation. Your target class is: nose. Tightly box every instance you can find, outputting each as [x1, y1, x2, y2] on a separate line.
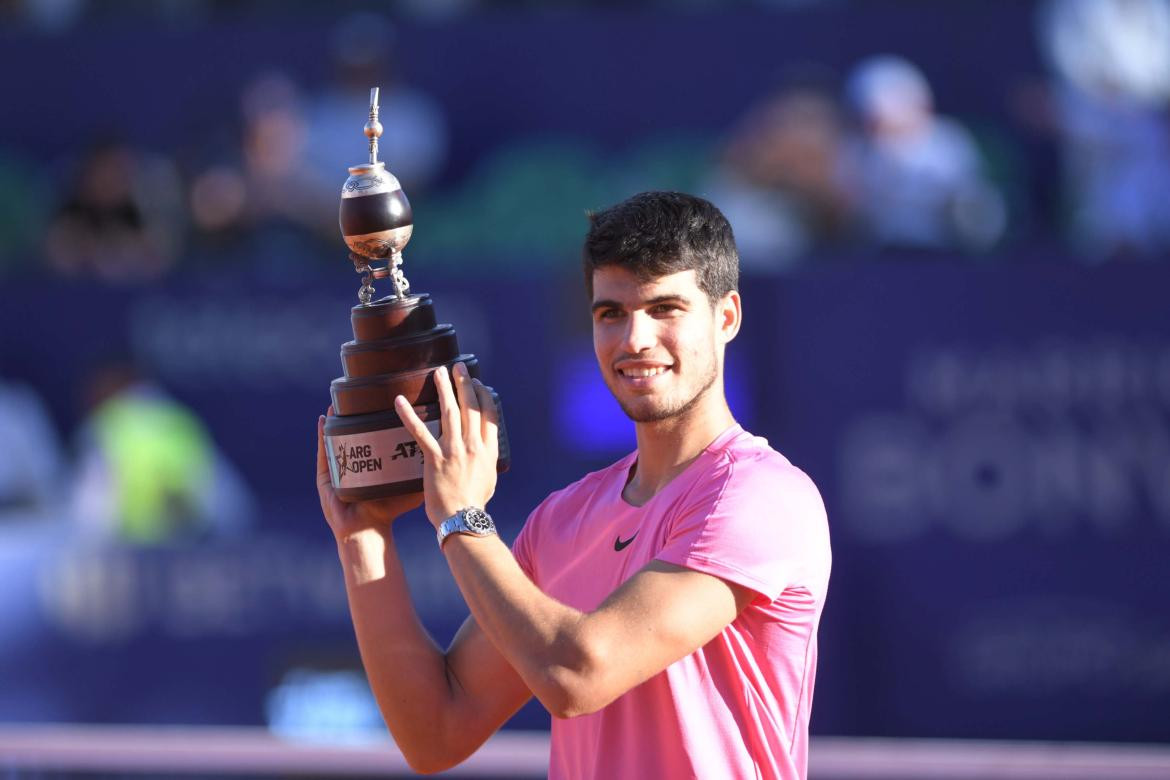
[622, 310, 657, 354]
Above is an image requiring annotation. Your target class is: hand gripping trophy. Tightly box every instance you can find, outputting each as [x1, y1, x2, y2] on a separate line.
[324, 88, 509, 501]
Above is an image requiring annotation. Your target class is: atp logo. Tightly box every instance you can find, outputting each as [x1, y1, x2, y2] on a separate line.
[391, 440, 422, 461]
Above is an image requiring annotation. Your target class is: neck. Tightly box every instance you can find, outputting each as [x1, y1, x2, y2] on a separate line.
[624, 391, 736, 506]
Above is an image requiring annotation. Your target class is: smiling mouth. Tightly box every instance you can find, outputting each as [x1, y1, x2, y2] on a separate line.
[618, 366, 669, 378]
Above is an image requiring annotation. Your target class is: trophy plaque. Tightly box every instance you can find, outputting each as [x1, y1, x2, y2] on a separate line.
[324, 88, 509, 501]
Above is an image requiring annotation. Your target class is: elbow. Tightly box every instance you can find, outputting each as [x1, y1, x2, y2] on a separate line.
[400, 745, 464, 776]
[406, 760, 454, 776]
[404, 758, 444, 776]
[547, 693, 603, 720]
[543, 675, 612, 720]
[399, 746, 445, 775]
[393, 728, 475, 775]
[539, 682, 580, 720]
[538, 634, 615, 719]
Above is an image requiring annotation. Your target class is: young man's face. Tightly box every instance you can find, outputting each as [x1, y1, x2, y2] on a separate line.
[590, 266, 739, 424]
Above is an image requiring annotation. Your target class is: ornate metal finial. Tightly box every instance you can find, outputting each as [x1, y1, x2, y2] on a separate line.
[365, 87, 382, 166]
[339, 86, 414, 305]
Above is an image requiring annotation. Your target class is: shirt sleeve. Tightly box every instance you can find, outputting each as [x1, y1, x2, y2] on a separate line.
[510, 503, 543, 583]
[654, 455, 828, 604]
[510, 469, 609, 587]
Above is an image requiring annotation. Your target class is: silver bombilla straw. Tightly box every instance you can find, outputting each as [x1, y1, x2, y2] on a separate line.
[366, 87, 381, 165]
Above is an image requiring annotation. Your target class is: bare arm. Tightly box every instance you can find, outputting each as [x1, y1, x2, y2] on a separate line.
[443, 534, 752, 717]
[395, 365, 753, 719]
[317, 415, 530, 773]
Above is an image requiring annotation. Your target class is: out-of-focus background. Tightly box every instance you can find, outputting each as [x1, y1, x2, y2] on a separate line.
[1, 0, 1168, 777]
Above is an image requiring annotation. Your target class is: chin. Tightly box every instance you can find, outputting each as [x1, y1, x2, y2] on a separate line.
[616, 394, 692, 424]
[611, 372, 717, 425]
[620, 404, 674, 424]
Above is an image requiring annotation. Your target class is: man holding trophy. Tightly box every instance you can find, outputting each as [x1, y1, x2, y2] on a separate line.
[316, 92, 831, 779]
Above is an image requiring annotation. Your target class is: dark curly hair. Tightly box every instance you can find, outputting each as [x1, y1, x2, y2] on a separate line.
[582, 191, 739, 303]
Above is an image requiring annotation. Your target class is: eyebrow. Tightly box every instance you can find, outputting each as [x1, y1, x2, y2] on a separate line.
[590, 294, 692, 314]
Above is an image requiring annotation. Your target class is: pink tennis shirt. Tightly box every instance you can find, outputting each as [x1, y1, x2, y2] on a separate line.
[512, 424, 831, 780]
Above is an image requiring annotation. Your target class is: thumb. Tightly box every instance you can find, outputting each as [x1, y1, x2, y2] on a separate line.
[316, 414, 332, 491]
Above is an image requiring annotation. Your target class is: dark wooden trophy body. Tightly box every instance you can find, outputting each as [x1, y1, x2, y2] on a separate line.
[323, 91, 508, 502]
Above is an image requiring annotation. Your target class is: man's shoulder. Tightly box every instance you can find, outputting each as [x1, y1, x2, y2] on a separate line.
[705, 428, 824, 509]
[713, 427, 807, 479]
[659, 427, 831, 600]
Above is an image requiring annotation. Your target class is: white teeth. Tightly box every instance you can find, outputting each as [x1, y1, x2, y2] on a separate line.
[621, 367, 666, 378]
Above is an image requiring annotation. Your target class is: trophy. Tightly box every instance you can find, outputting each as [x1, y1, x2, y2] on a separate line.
[324, 88, 509, 501]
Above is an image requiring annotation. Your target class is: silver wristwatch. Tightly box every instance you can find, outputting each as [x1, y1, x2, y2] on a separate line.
[436, 507, 497, 548]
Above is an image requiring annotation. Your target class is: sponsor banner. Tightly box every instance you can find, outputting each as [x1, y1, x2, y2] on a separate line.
[767, 263, 1170, 741]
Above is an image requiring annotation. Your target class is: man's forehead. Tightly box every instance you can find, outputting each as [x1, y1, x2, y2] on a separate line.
[590, 267, 701, 302]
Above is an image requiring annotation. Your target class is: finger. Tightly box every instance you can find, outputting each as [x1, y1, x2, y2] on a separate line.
[316, 414, 341, 511]
[471, 380, 493, 435]
[316, 414, 331, 490]
[475, 381, 500, 453]
[395, 395, 443, 459]
[454, 362, 481, 447]
[433, 364, 462, 448]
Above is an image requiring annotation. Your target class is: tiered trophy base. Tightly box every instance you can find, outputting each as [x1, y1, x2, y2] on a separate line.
[324, 293, 509, 503]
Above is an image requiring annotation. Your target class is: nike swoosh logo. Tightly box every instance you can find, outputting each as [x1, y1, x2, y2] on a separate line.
[614, 531, 638, 551]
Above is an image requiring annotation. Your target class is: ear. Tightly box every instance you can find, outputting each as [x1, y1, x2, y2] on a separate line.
[717, 290, 742, 344]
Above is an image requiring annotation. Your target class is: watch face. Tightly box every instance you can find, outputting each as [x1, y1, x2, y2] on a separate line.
[463, 508, 494, 534]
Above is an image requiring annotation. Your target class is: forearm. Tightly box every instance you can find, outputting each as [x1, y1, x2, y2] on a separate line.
[441, 534, 602, 717]
[394, 367, 614, 716]
[336, 528, 458, 765]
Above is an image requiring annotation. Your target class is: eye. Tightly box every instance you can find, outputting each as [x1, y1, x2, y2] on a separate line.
[596, 308, 623, 321]
[650, 303, 680, 316]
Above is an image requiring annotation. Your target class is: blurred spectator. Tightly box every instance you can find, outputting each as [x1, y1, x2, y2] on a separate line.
[0, 377, 65, 522]
[70, 357, 253, 545]
[303, 12, 449, 195]
[704, 76, 849, 269]
[840, 55, 1006, 253]
[1039, 0, 1170, 259]
[43, 139, 184, 281]
[188, 72, 336, 264]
